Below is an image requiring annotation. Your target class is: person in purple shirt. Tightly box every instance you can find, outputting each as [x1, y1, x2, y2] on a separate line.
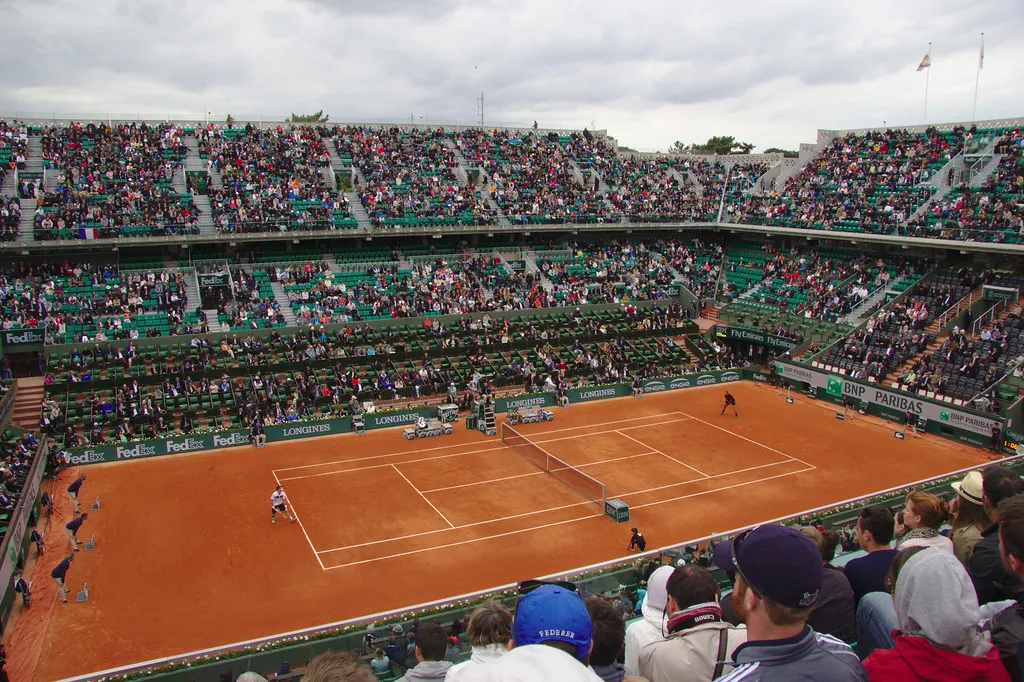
[67, 474, 86, 514]
[51, 553, 74, 604]
[65, 513, 88, 552]
[844, 505, 898, 603]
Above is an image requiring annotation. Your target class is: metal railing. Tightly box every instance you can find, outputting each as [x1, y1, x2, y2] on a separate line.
[936, 287, 980, 331]
[972, 299, 1005, 336]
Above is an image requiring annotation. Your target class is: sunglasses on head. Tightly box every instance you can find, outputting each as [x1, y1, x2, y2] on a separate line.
[516, 579, 580, 596]
[513, 579, 581, 636]
[729, 528, 762, 599]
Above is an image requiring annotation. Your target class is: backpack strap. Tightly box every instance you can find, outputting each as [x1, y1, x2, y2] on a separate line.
[712, 627, 730, 680]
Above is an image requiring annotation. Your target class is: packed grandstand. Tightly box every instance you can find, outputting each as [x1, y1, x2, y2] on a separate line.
[0, 114, 1022, 682]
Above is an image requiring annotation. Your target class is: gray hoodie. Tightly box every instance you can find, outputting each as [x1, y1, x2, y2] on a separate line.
[895, 548, 991, 657]
[396, 660, 453, 681]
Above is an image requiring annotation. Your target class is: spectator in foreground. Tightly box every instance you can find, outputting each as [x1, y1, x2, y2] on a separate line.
[446, 601, 511, 679]
[896, 491, 953, 554]
[800, 526, 856, 643]
[972, 467, 1024, 604]
[638, 564, 746, 682]
[951, 470, 991, 568]
[986, 495, 1024, 680]
[397, 623, 453, 681]
[623, 565, 673, 676]
[715, 524, 867, 681]
[845, 505, 899, 604]
[304, 651, 376, 682]
[862, 548, 1009, 681]
[710, 542, 742, 626]
[584, 594, 647, 682]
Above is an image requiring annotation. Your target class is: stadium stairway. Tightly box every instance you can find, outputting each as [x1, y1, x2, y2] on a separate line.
[969, 153, 1006, 188]
[269, 281, 297, 326]
[184, 136, 206, 172]
[0, 168, 13, 196]
[16, 210, 35, 245]
[23, 136, 44, 174]
[323, 253, 341, 274]
[524, 251, 554, 293]
[839, 275, 909, 326]
[12, 377, 44, 430]
[182, 269, 201, 312]
[343, 191, 373, 230]
[926, 283, 986, 335]
[193, 195, 218, 236]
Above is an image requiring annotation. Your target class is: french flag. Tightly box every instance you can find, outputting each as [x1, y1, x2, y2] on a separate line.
[78, 227, 99, 240]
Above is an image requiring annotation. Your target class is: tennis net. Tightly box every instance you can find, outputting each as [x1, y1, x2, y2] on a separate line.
[501, 422, 608, 510]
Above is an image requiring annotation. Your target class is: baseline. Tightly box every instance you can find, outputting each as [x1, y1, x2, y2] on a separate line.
[673, 411, 817, 470]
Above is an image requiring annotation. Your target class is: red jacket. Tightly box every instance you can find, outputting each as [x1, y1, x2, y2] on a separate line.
[864, 635, 1010, 681]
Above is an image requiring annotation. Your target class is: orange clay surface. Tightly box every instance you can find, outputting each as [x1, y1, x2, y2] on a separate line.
[10, 381, 993, 681]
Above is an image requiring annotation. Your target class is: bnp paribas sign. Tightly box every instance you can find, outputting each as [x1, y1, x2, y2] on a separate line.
[2, 328, 45, 347]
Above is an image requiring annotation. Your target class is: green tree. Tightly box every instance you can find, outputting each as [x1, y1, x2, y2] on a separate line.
[764, 147, 798, 158]
[287, 110, 330, 123]
[670, 136, 755, 155]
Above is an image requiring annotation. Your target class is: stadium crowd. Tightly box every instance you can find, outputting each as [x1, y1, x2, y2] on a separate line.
[336, 127, 495, 227]
[34, 121, 199, 239]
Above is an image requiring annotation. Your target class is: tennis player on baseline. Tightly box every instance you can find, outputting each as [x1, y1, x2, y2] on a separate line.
[720, 390, 738, 417]
[271, 486, 296, 524]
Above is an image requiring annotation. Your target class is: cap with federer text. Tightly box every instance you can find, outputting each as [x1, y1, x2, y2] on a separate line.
[732, 524, 823, 609]
[514, 584, 592, 661]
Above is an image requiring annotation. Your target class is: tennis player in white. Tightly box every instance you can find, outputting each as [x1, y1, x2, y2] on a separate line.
[270, 486, 296, 524]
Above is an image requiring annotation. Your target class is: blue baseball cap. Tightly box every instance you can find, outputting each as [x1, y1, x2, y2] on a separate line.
[513, 584, 592, 661]
[731, 524, 823, 609]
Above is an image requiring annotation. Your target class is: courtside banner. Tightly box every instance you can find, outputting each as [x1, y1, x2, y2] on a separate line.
[266, 417, 351, 442]
[775, 361, 1002, 437]
[494, 393, 557, 412]
[363, 407, 433, 430]
[714, 325, 797, 350]
[63, 429, 252, 464]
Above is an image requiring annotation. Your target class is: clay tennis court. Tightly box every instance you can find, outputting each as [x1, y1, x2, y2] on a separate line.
[13, 382, 993, 681]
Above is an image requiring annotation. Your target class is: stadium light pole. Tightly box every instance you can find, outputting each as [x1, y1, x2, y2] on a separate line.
[972, 33, 984, 121]
[923, 42, 932, 122]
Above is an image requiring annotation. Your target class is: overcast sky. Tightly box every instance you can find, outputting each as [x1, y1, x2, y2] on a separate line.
[0, 0, 1020, 152]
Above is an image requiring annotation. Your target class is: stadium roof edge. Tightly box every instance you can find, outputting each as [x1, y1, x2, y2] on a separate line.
[817, 115, 1024, 142]
[1, 222, 1021, 256]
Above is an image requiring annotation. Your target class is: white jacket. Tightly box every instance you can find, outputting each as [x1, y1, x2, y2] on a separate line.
[624, 613, 668, 676]
[445, 645, 602, 682]
[445, 644, 509, 681]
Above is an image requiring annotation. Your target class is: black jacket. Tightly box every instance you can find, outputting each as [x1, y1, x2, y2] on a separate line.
[971, 525, 1010, 605]
[987, 582, 1024, 682]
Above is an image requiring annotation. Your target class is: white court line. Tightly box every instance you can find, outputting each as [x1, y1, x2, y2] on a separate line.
[674, 411, 816, 470]
[273, 471, 325, 571]
[316, 458, 798, 556]
[418, 451, 659, 494]
[629, 467, 817, 510]
[278, 419, 690, 483]
[616, 430, 710, 478]
[391, 464, 454, 529]
[273, 412, 688, 474]
[320, 465, 813, 570]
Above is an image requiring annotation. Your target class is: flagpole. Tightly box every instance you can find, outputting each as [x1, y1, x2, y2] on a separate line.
[972, 33, 984, 121]
[923, 42, 932, 121]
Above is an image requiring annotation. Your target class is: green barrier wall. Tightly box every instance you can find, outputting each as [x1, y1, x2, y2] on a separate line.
[775, 361, 1005, 449]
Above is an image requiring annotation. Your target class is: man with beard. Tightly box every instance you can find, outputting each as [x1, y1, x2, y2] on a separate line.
[717, 524, 867, 681]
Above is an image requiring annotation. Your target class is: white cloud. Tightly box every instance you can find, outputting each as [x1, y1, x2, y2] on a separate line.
[0, 0, 1019, 151]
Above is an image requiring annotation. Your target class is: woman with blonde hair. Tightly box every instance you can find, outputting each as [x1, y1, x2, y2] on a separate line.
[949, 470, 990, 567]
[895, 491, 953, 553]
